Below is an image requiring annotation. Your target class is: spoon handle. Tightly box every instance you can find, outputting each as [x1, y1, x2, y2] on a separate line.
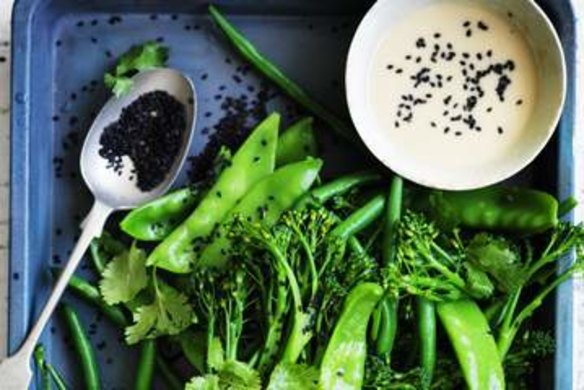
[15, 200, 111, 366]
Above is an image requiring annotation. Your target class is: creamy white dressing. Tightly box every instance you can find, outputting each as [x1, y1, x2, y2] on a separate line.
[369, 2, 537, 170]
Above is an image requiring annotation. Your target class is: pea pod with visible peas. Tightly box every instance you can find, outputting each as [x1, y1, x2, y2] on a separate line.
[414, 186, 558, 234]
[320, 282, 384, 390]
[198, 158, 323, 268]
[437, 299, 505, 390]
[148, 113, 280, 273]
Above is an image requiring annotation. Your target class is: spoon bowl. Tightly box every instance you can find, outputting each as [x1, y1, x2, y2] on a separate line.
[82, 68, 197, 208]
[0, 68, 196, 389]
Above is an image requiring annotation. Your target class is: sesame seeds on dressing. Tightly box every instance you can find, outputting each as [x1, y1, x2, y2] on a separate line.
[384, 18, 523, 137]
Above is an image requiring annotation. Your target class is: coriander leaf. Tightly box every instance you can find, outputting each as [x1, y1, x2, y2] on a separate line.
[105, 42, 168, 97]
[463, 263, 494, 299]
[208, 337, 225, 372]
[185, 375, 220, 390]
[125, 280, 195, 344]
[267, 363, 319, 390]
[99, 243, 148, 305]
[466, 233, 523, 292]
[217, 360, 261, 390]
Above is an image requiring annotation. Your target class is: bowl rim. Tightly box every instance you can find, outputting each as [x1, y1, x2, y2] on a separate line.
[345, 0, 567, 190]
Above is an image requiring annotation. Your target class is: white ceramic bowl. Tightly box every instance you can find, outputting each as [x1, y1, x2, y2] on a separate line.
[346, 0, 566, 190]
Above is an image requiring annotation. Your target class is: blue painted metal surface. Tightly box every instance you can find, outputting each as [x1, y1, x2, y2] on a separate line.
[9, 0, 578, 388]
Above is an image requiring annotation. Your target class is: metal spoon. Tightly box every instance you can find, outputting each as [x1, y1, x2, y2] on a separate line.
[0, 68, 197, 389]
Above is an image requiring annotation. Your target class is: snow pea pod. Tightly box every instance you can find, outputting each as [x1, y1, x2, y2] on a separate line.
[148, 113, 280, 273]
[198, 158, 323, 268]
[437, 300, 505, 390]
[121, 119, 313, 242]
[416, 186, 558, 234]
[320, 282, 383, 390]
[276, 117, 318, 166]
[121, 186, 199, 241]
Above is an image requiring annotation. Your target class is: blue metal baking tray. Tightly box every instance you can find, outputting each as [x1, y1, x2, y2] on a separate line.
[9, 0, 578, 388]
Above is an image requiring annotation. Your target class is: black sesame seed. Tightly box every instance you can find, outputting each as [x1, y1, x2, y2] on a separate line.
[466, 30, 472, 38]
[55, 40, 62, 47]
[487, 49, 493, 57]
[201, 73, 208, 81]
[76, 21, 85, 27]
[98, 90, 187, 192]
[91, 19, 98, 26]
[498, 126, 504, 134]
[477, 21, 489, 31]
[463, 21, 471, 27]
[12, 272, 19, 281]
[455, 131, 462, 136]
[487, 107, 493, 113]
[516, 99, 523, 106]
[52, 115, 60, 122]
[434, 33, 441, 39]
[150, 14, 158, 20]
[430, 121, 437, 127]
[395, 68, 403, 74]
[444, 127, 451, 134]
[405, 55, 412, 60]
[386, 64, 394, 70]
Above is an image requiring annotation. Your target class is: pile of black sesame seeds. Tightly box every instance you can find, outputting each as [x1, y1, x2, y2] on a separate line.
[387, 17, 523, 137]
[98, 90, 186, 192]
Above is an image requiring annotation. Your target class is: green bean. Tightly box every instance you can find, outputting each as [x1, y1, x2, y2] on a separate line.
[208, 5, 358, 145]
[52, 267, 127, 327]
[382, 177, 403, 266]
[276, 117, 318, 166]
[46, 363, 69, 390]
[198, 158, 323, 268]
[417, 297, 436, 390]
[374, 177, 403, 356]
[320, 282, 384, 390]
[374, 298, 398, 356]
[121, 187, 200, 241]
[148, 113, 280, 273]
[33, 344, 50, 390]
[155, 356, 183, 390]
[415, 186, 558, 234]
[135, 340, 156, 390]
[60, 303, 101, 390]
[330, 193, 386, 240]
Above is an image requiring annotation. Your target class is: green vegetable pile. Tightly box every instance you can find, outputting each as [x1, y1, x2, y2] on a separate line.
[36, 5, 583, 390]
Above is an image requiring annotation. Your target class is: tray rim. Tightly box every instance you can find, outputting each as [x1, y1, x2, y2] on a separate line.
[8, 0, 582, 388]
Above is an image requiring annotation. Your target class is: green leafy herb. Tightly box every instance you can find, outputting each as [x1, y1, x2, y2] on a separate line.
[125, 278, 196, 344]
[266, 363, 319, 390]
[104, 42, 169, 97]
[99, 243, 148, 305]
